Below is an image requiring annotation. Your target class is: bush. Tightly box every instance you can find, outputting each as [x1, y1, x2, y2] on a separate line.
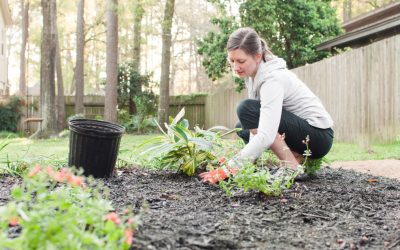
[0, 165, 142, 249]
[0, 96, 25, 132]
[0, 131, 21, 139]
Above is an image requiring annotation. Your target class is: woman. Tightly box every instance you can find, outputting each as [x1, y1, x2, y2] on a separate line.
[200, 28, 333, 184]
[228, 27, 334, 174]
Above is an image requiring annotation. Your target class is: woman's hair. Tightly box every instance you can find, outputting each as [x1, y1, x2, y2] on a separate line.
[227, 27, 273, 62]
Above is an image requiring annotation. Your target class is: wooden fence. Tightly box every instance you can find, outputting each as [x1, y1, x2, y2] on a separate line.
[8, 35, 400, 143]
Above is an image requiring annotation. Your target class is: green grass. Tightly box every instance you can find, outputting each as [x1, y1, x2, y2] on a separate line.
[0, 134, 156, 167]
[1, 136, 399, 170]
[325, 140, 400, 162]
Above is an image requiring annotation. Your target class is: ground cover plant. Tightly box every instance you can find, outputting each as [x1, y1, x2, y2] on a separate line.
[0, 165, 141, 249]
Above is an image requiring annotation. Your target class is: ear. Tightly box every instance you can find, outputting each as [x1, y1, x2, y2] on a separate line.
[255, 53, 262, 63]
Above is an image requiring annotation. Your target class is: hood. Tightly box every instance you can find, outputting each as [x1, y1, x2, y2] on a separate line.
[246, 57, 287, 99]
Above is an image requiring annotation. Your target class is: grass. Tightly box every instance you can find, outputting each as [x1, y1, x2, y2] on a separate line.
[0, 134, 155, 168]
[0, 135, 399, 170]
[325, 140, 400, 162]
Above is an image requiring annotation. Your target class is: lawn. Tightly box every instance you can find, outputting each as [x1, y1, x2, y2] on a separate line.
[0, 134, 399, 168]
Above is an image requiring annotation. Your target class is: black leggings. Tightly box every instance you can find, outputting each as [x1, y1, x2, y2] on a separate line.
[235, 99, 334, 159]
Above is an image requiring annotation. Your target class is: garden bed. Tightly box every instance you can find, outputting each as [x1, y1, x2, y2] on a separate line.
[1, 166, 399, 249]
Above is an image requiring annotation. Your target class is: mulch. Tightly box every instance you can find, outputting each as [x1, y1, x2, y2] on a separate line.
[1, 166, 399, 249]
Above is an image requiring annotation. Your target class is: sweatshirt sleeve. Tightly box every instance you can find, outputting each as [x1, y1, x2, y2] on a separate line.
[239, 79, 284, 162]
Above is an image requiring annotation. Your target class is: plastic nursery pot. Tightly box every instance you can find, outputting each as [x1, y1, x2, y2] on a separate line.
[68, 119, 125, 178]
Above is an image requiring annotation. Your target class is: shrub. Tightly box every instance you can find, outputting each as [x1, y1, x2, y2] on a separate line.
[0, 165, 142, 249]
[137, 108, 238, 176]
[0, 96, 25, 132]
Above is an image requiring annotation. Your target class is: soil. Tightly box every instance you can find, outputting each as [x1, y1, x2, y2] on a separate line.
[1, 166, 399, 249]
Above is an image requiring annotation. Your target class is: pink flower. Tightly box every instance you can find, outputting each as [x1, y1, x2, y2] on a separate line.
[53, 168, 71, 182]
[28, 165, 41, 178]
[124, 229, 134, 245]
[8, 216, 19, 227]
[46, 166, 55, 175]
[105, 212, 120, 225]
[67, 175, 85, 187]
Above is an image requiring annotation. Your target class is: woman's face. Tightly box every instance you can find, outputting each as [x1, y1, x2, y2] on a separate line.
[227, 49, 262, 78]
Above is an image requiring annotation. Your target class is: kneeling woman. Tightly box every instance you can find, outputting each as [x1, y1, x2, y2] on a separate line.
[228, 27, 334, 173]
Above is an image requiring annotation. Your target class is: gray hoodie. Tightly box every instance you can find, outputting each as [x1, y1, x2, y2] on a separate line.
[239, 57, 333, 161]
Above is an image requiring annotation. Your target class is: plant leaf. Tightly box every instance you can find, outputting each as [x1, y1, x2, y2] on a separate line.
[172, 107, 185, 125]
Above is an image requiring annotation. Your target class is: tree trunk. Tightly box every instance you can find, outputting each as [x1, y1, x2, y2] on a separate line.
[132, 1, 144, 71]
[129, 0, 144, 115]
[158, 0, 175, 126]
[104, 0, 118, 123]
[34, 0, 57, 139]
[19, 0, 29, 96]
[54, 0, 65, 132]
[75, 0, 85, 115]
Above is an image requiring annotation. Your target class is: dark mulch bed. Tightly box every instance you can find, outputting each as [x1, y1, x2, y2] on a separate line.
[1, 167, 400, 249]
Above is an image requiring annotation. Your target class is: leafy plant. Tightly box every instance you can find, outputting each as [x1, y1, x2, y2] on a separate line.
[137, 108, 237, 176]
[216, 161, 298, 197]
[0, 96, 25, 132]
[300, 135, 326, 176]
[0, 165, 142, 249]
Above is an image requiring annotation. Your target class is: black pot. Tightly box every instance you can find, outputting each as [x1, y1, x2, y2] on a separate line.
[68, 119, 125, 178]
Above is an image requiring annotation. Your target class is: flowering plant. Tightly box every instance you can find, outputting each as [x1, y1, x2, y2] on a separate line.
[0, 165, 141, 250]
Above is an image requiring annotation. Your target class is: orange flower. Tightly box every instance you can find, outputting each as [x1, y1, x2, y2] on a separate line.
[105, 212, 120, 225]
[8, 216, 19, 227]
[199, 167, 228, 184]
[53, 168, 71, 182]
[124, 229, 134, 245]
[67, 175, 85, 187]
[28, 165, 41, 178]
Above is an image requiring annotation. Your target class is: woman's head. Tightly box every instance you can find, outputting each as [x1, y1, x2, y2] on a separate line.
[227, 27, 272, 78]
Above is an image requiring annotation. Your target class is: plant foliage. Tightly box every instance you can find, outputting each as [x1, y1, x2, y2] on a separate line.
[0, 96, 25, 132]
[137, 108, 238, 176]
[0, 165, 142, 249]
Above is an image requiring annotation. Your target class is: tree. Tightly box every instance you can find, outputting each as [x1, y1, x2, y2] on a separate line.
[157, 0, 175, 126]
[34, 0, 57, 138]
[104, 0, 118, 123]
[240, 0, 342, 69]
[129, 0, 145, 115]
[75, 0, 85, 114]
[19, 0, 29, 96]
[198, 0, 342, 90]
[54, 1, 66, 131]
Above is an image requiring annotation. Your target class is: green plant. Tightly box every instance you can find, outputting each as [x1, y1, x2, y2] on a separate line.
[0, 131, 21, 139]
[137, 108, 237, 176]
[0, 138, 27, 177]
[217, 162, 294, 197]
[0, 165, 141, 249]
[301, 135, 326, 176]
[0, 96, 25, 132]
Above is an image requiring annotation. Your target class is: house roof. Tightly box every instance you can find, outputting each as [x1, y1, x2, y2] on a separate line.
[317, 2, 400, 51]
[0, 0, 12, 26]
